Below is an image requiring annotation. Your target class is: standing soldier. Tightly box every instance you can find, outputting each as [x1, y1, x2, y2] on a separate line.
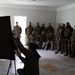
[34, 22, 41, 47]
[60, 23, 65, 54]
[46, 23, 54, 34]
[13, 22, 22, 40]
[41, 23, 46, 33]
[34, 22, 41, 36]
[70, 25, 75, 57]
[64, 22, 73, 56]
[25, 22, 34, 45]
[55, 23, 62, 53]
[25, 22, 34, 38]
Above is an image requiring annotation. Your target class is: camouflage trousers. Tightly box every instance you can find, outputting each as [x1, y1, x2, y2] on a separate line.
[53, 40, 57, 50]
[60, 38, 65, 53]
[70, 40, 75, 57]
[56, 39, 61, 52]
[64, 38, 71, 56]
[45, 41, 54, 50]
[56, 38, 64, 53]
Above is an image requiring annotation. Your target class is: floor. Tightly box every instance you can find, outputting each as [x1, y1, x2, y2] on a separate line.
[0, 50, 75, 75]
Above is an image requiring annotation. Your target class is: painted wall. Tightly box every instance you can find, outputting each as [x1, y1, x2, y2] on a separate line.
[0, 7, 56, 30]
[56, 4, 75, 29]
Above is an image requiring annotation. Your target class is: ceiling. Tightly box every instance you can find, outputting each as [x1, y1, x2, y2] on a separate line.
[0, 0, 75, 9]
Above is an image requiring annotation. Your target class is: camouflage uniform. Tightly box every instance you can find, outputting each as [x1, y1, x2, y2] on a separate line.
[39, 31, 46, 49]
[28, 31, 37, 45]
[70, 30, 75, 57]
[54, 35, 57, 51]
[34, 22, 41, 36]
[25, 23, 34, 37]
[14, 22, 22, 40]
[55, 24, 62, 53]
[46, 23, 54, 34]
[64, 22, 73, 56]
[60, 23, 65, 54]
[45, 32, 55, 50]
[41, 23, 46, 33]
[25, 22, 34, 45]
[34, 23, 41, 48]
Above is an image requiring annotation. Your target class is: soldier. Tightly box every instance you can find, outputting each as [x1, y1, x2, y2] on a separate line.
[13, 22, 22, 40]
[55, 23, 62, 54]
[25, 22, 34, 38]
[45, 32, 55, 50]
[28, 31, 37, 44]
[25, 22, 34, 45]
[55, 23, 65, 54]
[60, 23, 65, 54]
[39, 31, 46, 49]
[34, 22, 41, 48]
[64, 22, 73, 56]
[70, 25, 75, 57]
[46, 23, 54, 34]
[34, 22, 41, 36]
[41, 23, 46, 33]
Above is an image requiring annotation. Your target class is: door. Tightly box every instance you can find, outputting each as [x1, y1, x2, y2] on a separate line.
[14, 16, 27, 46]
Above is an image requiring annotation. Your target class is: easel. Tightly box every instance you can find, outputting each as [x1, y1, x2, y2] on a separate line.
[7, 57, 17, 75]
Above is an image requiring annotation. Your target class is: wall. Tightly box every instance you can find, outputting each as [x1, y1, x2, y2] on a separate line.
[0, 7, 56, 30]
[56, 4, 75, 29]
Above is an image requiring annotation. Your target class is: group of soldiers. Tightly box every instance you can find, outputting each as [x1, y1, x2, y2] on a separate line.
[55, 22, 75, 58]
[25, 21, 75, 58]
[25, 22, 55, 50]
[13, 21, 75, 58]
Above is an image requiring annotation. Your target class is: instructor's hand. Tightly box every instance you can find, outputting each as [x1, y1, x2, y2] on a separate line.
[15, 49, 21, 56]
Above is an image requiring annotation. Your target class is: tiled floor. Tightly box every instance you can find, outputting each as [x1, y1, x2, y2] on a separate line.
[0, 50, 75, 75]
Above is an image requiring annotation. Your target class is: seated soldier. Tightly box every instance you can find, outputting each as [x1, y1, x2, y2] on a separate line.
[39, 31, 46, 49]
[45, 32, 55, 50]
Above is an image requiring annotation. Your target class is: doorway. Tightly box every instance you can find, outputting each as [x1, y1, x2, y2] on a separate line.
[14, 16, 27, 46]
